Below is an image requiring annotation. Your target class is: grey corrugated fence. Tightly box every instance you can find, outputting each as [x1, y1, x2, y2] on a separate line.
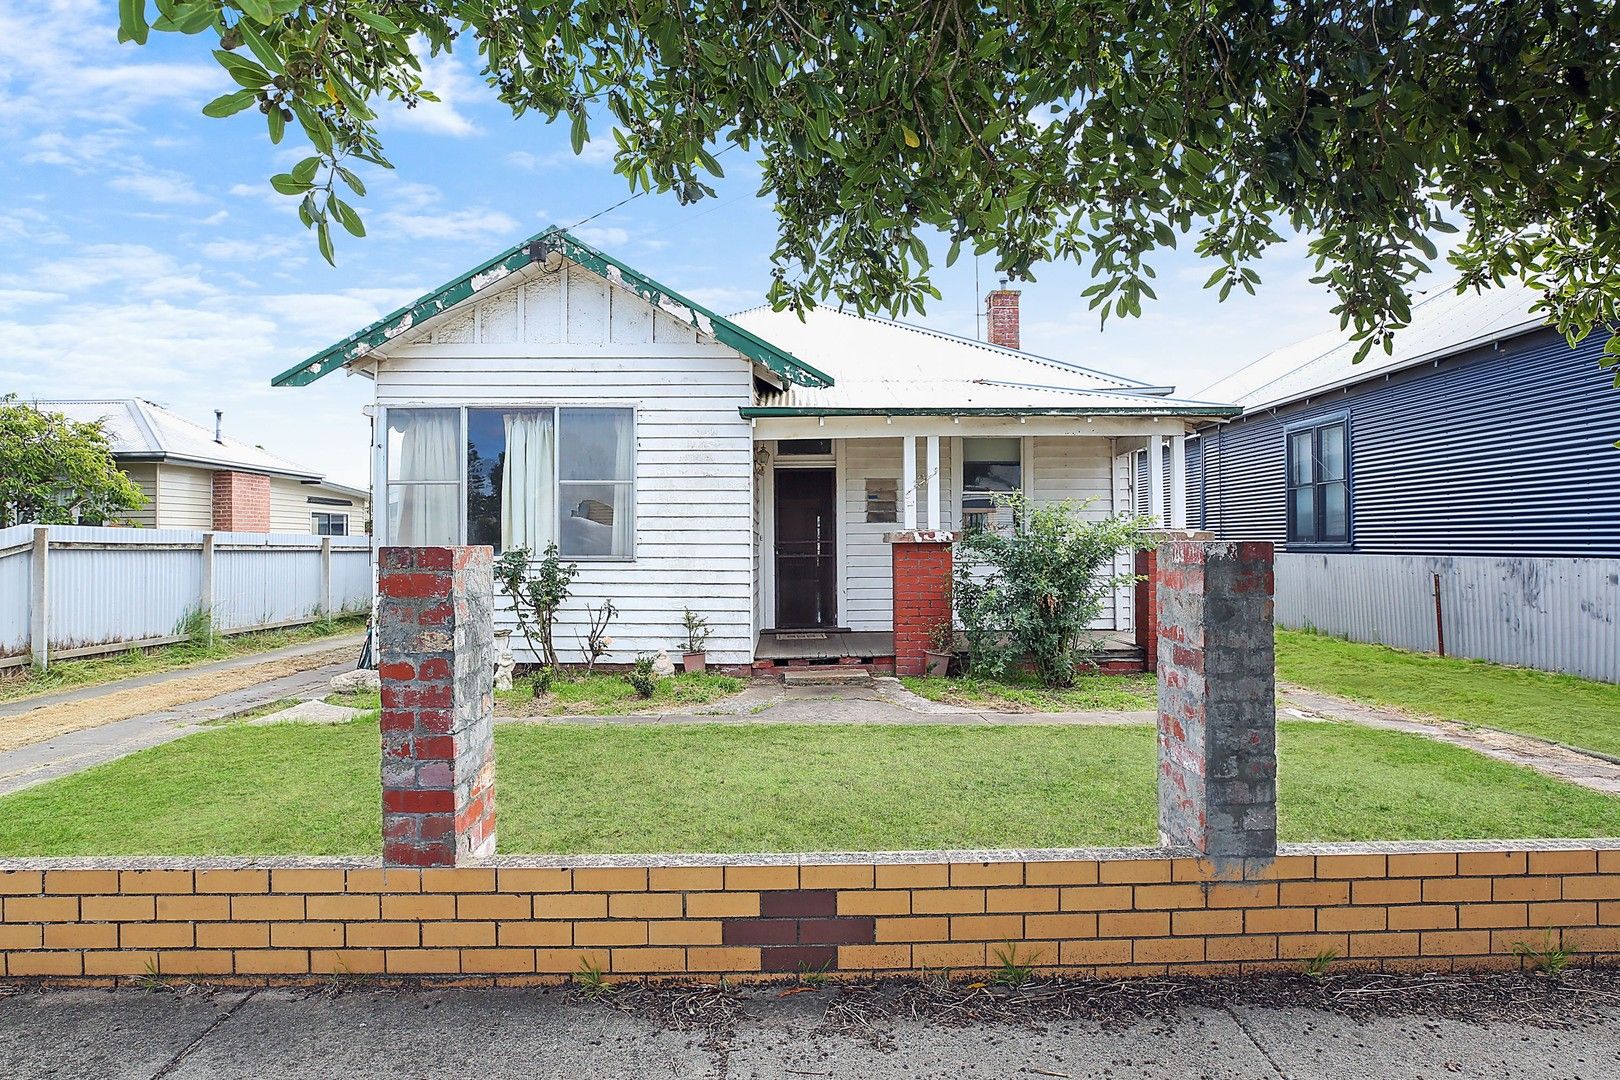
[1275, 552, 1620, 684]
[0, 524, 373, 670]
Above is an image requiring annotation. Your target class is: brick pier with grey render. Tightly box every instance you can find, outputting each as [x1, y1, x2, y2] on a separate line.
[1155, 540, 1278, 862]
[377, 546, 497, 867]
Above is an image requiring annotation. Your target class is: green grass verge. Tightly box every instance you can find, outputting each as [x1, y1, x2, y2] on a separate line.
[0, 718, 1612, 856]
[899, 672, 1156, 712]
[1277, 629, 1620, 758]
[0, 612, 369, 706]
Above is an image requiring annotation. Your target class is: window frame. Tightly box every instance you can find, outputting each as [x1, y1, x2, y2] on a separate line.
[1283, 411, 1353, 549]
[311, 511, 349, 536]
[381, 403, 638, 562]
[960, 436, 1025, 534]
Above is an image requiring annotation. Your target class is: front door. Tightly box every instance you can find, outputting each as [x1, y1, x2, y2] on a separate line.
[773, 468, 837, 628]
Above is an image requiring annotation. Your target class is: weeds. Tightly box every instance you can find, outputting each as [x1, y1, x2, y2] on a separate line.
[797, 960, 832, 987]
[530, 666, 554, 696]
[1303, 949, 1338, 979]
[135, 959, 168, 994]
[575, 956, 613, 999]
[1514, 933, 1576, 977]
[992, 943, 1035, 988]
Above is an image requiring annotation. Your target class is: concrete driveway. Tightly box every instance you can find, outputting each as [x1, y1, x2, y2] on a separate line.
[3, 974, 1615, 1079]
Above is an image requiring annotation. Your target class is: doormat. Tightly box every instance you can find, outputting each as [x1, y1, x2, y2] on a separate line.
[774, 632, 829, 641]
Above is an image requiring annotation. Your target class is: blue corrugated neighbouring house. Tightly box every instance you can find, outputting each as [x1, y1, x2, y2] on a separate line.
[1186, 282, 1620, 683]
[1189, 282, 1620, 558]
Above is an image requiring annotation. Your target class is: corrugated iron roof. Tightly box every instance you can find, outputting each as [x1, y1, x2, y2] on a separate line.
[730, 306, 1239, 418]
[34, 398, 328, 482]
[1199, 281, 1545, 412]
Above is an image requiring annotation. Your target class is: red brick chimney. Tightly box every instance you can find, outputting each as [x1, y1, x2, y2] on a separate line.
[985, 282, 1020, 351]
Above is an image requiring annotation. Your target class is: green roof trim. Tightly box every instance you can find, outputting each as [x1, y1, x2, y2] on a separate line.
[739, 405, 1245, 418]
[271, 227, 834, 389]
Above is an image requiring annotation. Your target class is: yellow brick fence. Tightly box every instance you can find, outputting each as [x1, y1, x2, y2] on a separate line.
[1, 842, 1616, 985]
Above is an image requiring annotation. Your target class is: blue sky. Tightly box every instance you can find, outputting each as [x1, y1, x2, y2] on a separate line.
[2, 1, 1386, 488]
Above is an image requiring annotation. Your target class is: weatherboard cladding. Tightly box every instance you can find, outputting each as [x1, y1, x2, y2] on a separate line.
[271, 227, 831, 390]
[1190, 326, 1620, 558]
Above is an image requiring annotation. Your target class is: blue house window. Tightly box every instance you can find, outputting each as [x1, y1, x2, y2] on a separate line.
[1286, 416, 1350, 545]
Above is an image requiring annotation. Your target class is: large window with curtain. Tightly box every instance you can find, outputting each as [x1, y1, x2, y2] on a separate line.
[384, 405, 635, 559]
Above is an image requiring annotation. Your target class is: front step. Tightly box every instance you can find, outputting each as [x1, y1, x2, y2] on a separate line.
[780, 668, 874, 687]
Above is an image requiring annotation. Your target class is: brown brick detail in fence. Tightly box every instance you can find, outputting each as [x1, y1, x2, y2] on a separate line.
[0, 847, 1615, 985]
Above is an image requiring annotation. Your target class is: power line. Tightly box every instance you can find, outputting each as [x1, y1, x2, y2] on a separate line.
[563, 143, 741, 232]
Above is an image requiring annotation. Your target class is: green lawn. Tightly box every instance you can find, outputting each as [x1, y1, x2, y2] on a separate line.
[900, 672, 1156, 712]
[1277, 629, 1620, 758]
[0, 612, 369, 705]
[0, 718, 1613, 856]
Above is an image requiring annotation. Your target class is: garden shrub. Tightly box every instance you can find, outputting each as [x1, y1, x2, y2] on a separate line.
[953, 493, 1154, 688]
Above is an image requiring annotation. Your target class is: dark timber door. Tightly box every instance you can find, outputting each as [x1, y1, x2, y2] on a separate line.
[773, 468, 837, 628]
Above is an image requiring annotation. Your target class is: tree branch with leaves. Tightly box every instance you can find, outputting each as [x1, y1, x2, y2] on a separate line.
[125, 1, 1620, 393]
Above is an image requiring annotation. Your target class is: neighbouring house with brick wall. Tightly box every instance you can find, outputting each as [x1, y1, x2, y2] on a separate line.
[34, 398, 369, 535]
[273, 228, 1239, 674]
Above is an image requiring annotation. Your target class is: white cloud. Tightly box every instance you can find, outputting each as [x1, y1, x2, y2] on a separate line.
[570, 225, 630, 247]
[506, 136, 619, 170]
[375, 207, 522, 242]
[108, 168, 209, 206]
[379, 42, 482, 137]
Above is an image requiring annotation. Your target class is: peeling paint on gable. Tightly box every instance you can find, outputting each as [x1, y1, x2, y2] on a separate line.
[272, 227, 832, 389]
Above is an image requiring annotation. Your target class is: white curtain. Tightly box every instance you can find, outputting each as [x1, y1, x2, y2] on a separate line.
[501, 411, 556, 552]
[610, 410, 633, 556]
[391, 409, 458, 545]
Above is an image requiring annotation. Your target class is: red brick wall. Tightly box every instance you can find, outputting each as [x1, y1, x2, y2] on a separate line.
[891, 536, 953, 677]
[377, 547, 497, 867]
[986, 289, 1020, 351]
[211, 471, 271, 532]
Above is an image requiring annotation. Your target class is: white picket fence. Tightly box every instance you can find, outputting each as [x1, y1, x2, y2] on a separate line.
[0, 524, 373, 670]
[1276, 552, 1620, 684]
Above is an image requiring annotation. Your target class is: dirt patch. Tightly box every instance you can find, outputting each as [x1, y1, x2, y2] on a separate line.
[0, 646, 359, 753]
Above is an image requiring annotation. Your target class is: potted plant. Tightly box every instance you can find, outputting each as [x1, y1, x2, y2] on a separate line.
[924, 620, 955, 677]
[681, 607, 711, 673]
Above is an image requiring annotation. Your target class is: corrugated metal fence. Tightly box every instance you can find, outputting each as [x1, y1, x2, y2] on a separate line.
[0, 524, 372, 669]
[1276, 552, 1620, 683]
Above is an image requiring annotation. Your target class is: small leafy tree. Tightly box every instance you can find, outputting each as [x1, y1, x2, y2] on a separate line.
[680, 607, 711, 655]
[0, 396, 146, 527]
[954, 494, 1154, 688]
[493, 543, 578, 668]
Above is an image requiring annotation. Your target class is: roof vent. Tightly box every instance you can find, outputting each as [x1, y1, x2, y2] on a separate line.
[214, 409, 224, 444]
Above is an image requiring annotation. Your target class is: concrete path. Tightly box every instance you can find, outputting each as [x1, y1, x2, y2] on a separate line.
[0, 638, 365, 798]
[1280, 684, 1620, 796]
[1, 982, 1616, 1079]
[502, 677, 1157, 727]
[0, 634, 365, 720]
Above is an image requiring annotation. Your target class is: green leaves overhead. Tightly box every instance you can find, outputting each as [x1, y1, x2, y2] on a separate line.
[134, 0, 1620, 388]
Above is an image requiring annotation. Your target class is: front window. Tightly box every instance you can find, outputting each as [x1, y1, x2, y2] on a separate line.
[385, 406, 635, 559]
[962, 437, 1022, 532]
[1286, 416, 1350, 546]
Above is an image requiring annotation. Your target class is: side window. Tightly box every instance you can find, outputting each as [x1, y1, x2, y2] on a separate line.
[1285, 417, 1350, 545]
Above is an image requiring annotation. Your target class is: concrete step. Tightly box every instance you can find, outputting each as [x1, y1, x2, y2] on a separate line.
[780, 668, 874, 687]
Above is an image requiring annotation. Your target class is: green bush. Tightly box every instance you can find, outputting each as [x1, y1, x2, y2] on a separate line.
[953, 493, 1153, 688]
[625, 655, 659, 699]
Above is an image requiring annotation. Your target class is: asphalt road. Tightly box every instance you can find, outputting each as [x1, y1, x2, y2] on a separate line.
[2, 982, 1615, 1079]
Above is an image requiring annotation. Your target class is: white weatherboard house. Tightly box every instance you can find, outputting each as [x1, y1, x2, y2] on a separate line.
[274, 229, 1239, 672]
